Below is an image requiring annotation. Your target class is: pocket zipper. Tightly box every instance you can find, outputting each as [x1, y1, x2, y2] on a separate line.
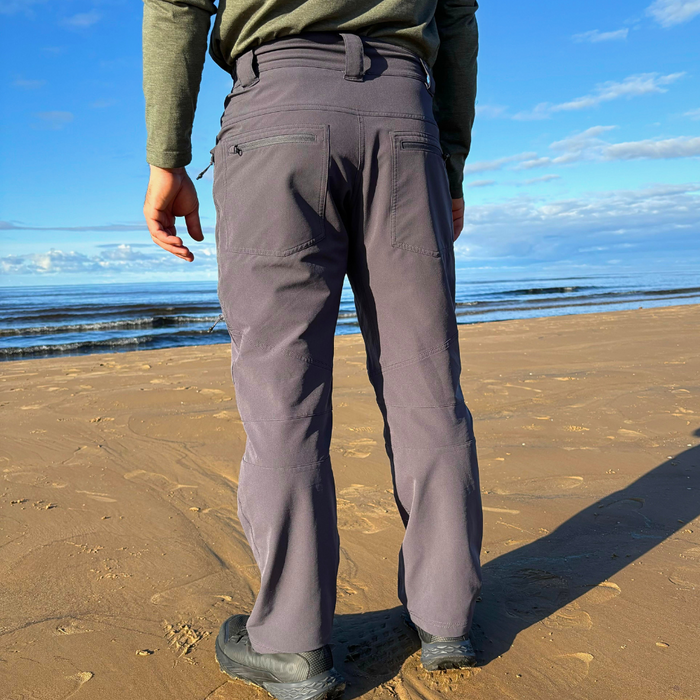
[231, 133, 317, 155]
[401, 140, 448, 160]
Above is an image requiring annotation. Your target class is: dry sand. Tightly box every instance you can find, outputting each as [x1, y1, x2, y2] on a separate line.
[1, 304, 699, 700]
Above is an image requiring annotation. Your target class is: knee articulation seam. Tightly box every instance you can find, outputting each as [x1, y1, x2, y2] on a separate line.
[368, 332, 458, 378]
[241, 454, 332, 471]
[239, 409, 332, 424]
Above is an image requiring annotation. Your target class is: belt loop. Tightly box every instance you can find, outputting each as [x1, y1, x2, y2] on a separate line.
[341, 33, 366, 82]
[235, 47, 259, 88]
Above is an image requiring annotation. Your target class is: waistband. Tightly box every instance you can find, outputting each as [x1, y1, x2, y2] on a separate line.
[232, 32, 434, 95]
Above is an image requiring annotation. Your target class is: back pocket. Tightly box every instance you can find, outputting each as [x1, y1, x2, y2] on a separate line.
[217, 124, 329, 256]
[390, 131, 452, 257]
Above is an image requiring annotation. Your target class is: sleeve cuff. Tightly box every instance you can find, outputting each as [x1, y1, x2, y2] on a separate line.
[146, 148, 192, 169]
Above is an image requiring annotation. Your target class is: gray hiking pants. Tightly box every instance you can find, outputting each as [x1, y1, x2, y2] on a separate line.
[213, 32, 483, 654]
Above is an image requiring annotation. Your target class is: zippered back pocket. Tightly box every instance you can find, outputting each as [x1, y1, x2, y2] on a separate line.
[230, 133, 317, 155]
[215, 124, 329, 257]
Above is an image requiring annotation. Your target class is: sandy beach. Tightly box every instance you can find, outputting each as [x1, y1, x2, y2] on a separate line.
[1, 304, 699, 700]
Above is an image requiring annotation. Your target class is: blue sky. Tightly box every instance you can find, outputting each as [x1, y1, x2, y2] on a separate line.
[1, 0, 699, 286]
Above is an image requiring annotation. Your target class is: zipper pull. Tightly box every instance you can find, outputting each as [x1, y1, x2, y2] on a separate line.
[208, 313, 225, 332]
[196, 153, 214, 180]
[233, 144, 242, 156]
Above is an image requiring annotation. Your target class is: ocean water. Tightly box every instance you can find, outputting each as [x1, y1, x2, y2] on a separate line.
[1, 271, 698, 361]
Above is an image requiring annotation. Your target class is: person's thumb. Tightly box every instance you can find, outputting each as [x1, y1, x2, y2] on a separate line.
[185, 208, 204, 242]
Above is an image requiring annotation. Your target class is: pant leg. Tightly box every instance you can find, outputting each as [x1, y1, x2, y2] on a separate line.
[347, 108, 483, 638]
[214, 101, 357, 653]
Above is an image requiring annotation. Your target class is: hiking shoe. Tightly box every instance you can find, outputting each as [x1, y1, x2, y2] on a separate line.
[404, 614, 477, 671]
[215, 615, 345, 700]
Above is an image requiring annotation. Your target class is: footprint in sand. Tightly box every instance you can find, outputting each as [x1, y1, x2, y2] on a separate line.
[4, 471, 68, 489]
[336, 484, 395, 534]
[336, 437, 377, 459]
[339, 609, 419, 682]
[669, 566, 700, 590]
[336, 547, 368, 611]
[493, 475, 583, 497]
[55, 619, 94, 636]
[576, 581, 621, 606]
[492, 652, 593, 696]
[124, 470, 198, 492]
[544, 605, 593, 630]
[680, 546, 700, 562]
[504, 569, 570, 621]
[3, 667, 93, 700]
[394, 663, 480, 699]
[164, 621, 209, 658]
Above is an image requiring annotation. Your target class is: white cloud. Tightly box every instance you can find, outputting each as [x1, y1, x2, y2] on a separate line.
[456, 184, 700, 262]
[0, 245, 217, 276]
[33, 111, 73, 130]
[605, 136, 700, 160]
[479, 127, 700, 173]
[13, 76, 46, 89]
[464, 152, 537, 175]
[62, 10, 100, 28]
[573, 29, 629, 43]
[515, 72, 685, 120]
[90, 98, 118, 109]
[519, 175, 561, 186]
[0, 220, 215, 234]
[0, 0, 48, 16]
[646, 0, 700, 27]
[467, 180, 496, 188]
[476, 104, 509, 119]
[685, 108, 700, 120]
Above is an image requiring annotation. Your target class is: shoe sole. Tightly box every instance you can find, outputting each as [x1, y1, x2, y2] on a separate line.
[421, 649, 478, 672]
[215, 637, 346, 700]
[402, 614, 477, 672]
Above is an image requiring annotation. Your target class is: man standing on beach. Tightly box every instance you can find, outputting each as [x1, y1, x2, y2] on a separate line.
[142, 1, 481, 698]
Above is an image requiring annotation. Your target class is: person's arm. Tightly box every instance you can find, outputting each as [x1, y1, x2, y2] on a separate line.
[143, 0, 216, 168]
[432, 0, 479, 203]
[142, 0, 216, 261]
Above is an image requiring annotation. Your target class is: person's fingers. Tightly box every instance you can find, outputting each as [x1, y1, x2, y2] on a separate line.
[145, 213, 193, 260]
[451, 197, 465, 240]
[152, 239, 193, 260]
[185, 209, 204, 242]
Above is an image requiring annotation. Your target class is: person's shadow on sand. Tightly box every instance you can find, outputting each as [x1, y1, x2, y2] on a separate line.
[332, 428, 700, 697]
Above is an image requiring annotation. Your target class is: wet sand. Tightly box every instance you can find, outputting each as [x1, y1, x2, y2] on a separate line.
[1, 304, 699, 699]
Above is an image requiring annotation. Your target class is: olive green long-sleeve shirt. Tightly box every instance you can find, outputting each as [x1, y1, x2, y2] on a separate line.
[143, 0, 478, 198]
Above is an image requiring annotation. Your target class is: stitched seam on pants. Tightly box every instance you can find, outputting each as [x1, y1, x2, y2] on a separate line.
[348, 114, 364, 217]
[256, 64, 428, 83]
[382, 401, 461, 408]
[391, 439, 475, 451]
[369, 332, 458, 377]
[241, 454, 331, 471]
[241, 409, 332, 424]
[245, 337, 333, 373]
[237, 497, 262, 562]
[222, 104, 434, 127]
